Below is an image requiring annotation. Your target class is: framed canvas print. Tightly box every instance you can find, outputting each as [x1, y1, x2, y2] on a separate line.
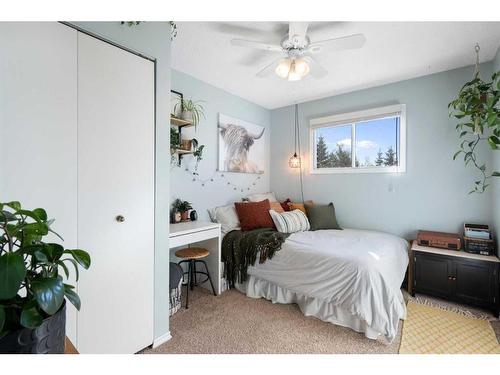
[218, 113, 265, 174]
[171, 90, 183, 118]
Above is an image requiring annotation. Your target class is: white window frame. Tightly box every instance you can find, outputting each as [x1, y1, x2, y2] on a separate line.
[309, 104, 406, 174]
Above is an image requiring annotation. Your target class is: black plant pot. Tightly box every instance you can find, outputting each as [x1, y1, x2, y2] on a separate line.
[0, 301, 66, 354]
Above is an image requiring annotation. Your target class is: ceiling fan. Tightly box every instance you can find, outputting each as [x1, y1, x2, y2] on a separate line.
[230, 22, 366, 81]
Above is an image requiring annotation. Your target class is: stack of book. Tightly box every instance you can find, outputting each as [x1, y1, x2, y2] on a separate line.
[463, 223, 495, 255]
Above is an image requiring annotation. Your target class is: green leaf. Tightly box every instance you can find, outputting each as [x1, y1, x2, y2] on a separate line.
[32, 208, 47, 221]
[459, 130, 468, 138]
[492, 171, 500, 177]
[5, 201, 21, 211]
[453, 150, 463, 160]
[64, 284, 81, 310]
[0, 253, 26, 299]
[63, 258, 79, 281]
[487, 113, 497, 126]
[65, 249, 91, 270]
[57, 260, 70, 279]
[31, 276, 64, 315]
[20, 305, 43, 328]
[488, 135, 500, 149]
[0, 306, 5, 333]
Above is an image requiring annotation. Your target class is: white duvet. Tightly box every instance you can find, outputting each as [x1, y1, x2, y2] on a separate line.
[246, 229, 409, 341]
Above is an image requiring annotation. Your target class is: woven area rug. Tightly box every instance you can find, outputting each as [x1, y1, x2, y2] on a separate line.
[399, 300, 500, 354]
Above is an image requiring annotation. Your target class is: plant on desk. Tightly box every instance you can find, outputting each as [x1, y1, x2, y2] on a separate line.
[172, 199, 193, 222]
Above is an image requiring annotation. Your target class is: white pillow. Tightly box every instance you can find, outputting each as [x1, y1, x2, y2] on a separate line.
[207, 204, 240, 235]
[269, 209, 310, 234]
[246, 192, 278, 203]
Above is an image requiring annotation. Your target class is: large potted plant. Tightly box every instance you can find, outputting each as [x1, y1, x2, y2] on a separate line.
[0, 201, 90, 354]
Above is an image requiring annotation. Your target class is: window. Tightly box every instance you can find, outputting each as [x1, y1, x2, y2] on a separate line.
[310, 104, 406, 174]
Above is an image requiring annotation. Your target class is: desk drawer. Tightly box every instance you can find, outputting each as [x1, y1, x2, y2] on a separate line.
[169, 228, 220, 248]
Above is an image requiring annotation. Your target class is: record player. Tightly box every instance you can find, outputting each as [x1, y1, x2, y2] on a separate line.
[416, 230, 462, 250]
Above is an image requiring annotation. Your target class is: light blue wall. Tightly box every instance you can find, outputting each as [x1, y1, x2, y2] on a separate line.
[493, 47, 500, 246]
[72, 22, 171, 341]
[170, 69, 271, 220]
[270, 63, 494, 239]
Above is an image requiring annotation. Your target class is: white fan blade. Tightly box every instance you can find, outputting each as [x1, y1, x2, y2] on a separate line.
[256, 58, 282, 78]
[231, 39, 282, 52]
[288, 22, 309, 46]
[308, 33, 366, 54]
[303, 56, 328, 79]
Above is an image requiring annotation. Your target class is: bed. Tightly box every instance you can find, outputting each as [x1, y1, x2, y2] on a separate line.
[234, 228, 409, 342]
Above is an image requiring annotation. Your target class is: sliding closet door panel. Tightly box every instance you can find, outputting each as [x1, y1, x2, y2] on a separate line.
[77, 32, 155, 354]
[0, 22, 79, 344]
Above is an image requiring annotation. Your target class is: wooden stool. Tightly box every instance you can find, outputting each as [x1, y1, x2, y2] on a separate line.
[175, 247, 216, 309]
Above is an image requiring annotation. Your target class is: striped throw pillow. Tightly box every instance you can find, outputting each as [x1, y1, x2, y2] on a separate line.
[269, 209, 310, 234]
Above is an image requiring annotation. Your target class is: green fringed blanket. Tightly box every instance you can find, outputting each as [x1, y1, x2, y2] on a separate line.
[222, 228, 289, 288]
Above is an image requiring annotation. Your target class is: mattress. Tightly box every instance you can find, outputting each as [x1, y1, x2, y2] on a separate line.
[236, 228, 409, 342]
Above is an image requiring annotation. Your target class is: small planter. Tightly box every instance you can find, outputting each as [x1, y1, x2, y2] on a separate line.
[0, 302, 66, 354]
[181, 139, 192, 151]
[181, 211, 189, 221]
[181, 110, 194, 123]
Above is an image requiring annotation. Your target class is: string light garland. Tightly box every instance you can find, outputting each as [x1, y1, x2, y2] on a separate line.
[182, 166, 262, 193]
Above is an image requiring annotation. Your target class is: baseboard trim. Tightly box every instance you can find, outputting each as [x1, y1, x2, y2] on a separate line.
[152, 331, 172, 348]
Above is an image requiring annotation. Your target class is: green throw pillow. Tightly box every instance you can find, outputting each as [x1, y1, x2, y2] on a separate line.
[305, 203, 342, 231]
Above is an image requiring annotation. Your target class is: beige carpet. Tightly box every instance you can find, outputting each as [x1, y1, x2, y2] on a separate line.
[144, 288, 401, 354]
[143, 288, 500, 354]
[400, 300, 500, 354]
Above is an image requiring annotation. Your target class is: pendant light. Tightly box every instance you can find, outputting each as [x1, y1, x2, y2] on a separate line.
[289, 104, 301, 168]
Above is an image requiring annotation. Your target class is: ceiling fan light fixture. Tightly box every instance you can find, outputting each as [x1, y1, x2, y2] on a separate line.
[294, 58, 310, 77]
[275, 59, 291, 78]
[287, 61, 302, 81]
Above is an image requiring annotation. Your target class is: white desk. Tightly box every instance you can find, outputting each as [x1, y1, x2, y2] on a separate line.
[169, 221, 222, 295]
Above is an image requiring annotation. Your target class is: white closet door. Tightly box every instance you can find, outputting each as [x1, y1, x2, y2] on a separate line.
[0, 22, 79, 344]
[77, 32, 155, 354]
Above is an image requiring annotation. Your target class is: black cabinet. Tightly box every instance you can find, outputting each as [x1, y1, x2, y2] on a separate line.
[413, 250, 499, 316]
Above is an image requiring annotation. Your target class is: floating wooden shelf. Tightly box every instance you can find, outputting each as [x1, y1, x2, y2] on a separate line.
[173, 149, 193, 155]
[170, 116, 193, 128]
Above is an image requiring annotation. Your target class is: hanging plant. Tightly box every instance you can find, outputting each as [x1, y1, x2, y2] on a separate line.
[449, 44, 500, 194]
[191, 138, 205, 173]
[120, 21, 178, 42]
[121, 21, 142, 27]
[170, 22, 177, 41]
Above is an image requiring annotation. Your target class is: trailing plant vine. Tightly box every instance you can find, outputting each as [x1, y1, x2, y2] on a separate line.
[449, 45, 500, 194]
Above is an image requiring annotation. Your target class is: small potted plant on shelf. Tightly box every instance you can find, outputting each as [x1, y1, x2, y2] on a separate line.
[172, 199, 192, 222]
[0, 201, 91, 354]
[176, 98, 205, 129]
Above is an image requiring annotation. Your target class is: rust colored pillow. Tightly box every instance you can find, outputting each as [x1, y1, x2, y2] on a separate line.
[234, 199, 275, 231]
[288, 200, 314, 215]
[280, 198, 292, 211]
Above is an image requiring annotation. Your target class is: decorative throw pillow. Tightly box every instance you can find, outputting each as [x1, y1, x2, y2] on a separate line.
[269, 209, 310, 234]
[246, 192, 278, 203]
[207, 204, 241, 234]
[234, 199, 275, 231]
[288, 200, 314, 215]
[305, 203, 342, 231]
[280, 198, 292, 211]
[269, 201, 285, 213]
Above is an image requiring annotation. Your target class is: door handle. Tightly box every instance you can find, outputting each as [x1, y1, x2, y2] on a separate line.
[116, 215, 125, 223]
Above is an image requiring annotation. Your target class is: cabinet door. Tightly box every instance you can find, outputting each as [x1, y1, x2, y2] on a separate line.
[0, 22, 79, 344]
[453, 259, 496, 307]
[77, 32, 155, 354]
[414, 253, 453, 298]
